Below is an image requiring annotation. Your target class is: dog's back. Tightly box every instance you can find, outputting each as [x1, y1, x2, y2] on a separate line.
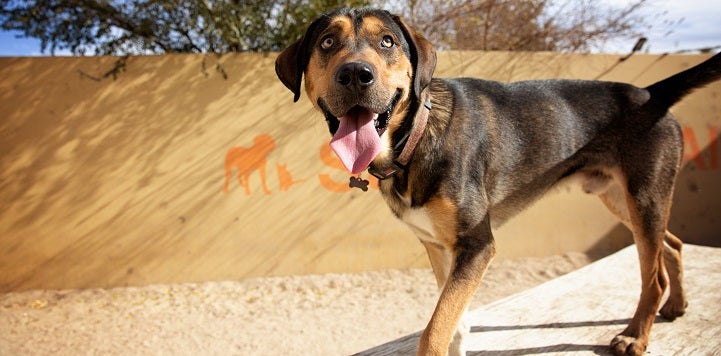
[418, 54, 721, 222]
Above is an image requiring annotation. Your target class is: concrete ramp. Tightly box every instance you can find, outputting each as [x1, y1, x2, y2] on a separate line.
[358, 244, 721, 355]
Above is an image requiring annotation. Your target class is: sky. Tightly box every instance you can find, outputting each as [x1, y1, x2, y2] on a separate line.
[599, 0, 721, 54]
[0, 0, 719, 56]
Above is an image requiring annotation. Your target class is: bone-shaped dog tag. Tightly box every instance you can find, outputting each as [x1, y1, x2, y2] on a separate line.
[349, 176, 369, 192]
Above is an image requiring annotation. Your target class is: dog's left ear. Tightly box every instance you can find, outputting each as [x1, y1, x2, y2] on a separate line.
[392, 15, 437, 100]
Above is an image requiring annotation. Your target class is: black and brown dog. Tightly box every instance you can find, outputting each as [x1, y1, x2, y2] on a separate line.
[276, 8, 721, 356]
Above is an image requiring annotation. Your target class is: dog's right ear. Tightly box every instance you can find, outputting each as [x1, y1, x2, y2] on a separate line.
[276, 18, 325, 103]
[275, 39, 304, 103]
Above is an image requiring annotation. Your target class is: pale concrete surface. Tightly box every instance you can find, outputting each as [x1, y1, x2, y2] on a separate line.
[360, 244, 721, 355]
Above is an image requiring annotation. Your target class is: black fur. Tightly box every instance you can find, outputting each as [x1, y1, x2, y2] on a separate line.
[276, 8, 721, 355]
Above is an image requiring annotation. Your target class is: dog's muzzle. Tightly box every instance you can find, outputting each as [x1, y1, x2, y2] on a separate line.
[320, 89, 402, 138]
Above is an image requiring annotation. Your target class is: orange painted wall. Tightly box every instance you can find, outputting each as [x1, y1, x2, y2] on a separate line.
[1, 52, 718, 291]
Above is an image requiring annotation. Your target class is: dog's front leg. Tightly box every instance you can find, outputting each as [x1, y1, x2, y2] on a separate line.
[422, 241, 467, 355]
[418, 215, 495, 356]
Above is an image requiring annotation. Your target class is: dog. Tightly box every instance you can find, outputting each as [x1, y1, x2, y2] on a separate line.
[275, 8, 721, 355]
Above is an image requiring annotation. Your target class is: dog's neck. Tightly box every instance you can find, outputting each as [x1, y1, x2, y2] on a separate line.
[369, 90, 431, 180]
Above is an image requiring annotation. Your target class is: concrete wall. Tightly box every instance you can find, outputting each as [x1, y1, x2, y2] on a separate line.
[1, 52, 718, 292]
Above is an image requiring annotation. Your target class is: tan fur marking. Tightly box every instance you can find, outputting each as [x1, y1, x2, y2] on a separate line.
[425, 197, 458, 249]
[359, 16, 387, 34]
[420, 235, 495, 356]
[359, 15, 413, 100]
[422, 241, 452, 289]
[304, 16, 354, 109]
[609, 192, 666, 354]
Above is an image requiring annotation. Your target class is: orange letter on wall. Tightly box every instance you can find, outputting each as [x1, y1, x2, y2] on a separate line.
[710, 126, 718, 170]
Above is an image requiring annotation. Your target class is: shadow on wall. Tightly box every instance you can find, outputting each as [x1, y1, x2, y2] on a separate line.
[1, 55, 272, 235]
[0, 54, 291, 290]
[1, 53, 718, 291]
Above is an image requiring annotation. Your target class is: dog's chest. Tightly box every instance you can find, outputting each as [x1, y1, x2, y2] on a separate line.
[401, 207, 436, 242]
[379, 179, 442, 244]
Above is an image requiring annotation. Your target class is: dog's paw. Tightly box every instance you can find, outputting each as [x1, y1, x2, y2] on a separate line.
[610, 334, 647, 356]
[659, 298, 688, 320]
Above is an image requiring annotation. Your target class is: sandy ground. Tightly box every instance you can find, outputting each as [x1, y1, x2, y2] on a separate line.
[0, 253, 590, 356]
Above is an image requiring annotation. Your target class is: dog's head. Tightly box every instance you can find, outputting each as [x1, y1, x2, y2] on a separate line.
[275, 8, 436, 174]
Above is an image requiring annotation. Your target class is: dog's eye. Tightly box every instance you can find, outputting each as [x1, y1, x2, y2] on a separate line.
[380, 35, 394, 48]
[320, 36, 334, 50]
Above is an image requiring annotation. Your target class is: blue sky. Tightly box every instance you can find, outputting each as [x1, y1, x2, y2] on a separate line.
[600, 0, 721, 54]
[1, 0, 719, 56]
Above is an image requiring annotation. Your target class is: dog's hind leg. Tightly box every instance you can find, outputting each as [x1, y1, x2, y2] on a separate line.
[610, 187, 669, 356]
[659, 231, 687, 319]
[599, 196, 686, 355]
[599, 179, 687, 323]
[608, 122, 683, 356]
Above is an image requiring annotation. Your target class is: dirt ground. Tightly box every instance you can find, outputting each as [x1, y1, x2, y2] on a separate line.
[0, 253, 590, 356]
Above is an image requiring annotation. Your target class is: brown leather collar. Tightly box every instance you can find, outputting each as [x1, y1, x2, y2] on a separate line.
[369, 92, 432, 180]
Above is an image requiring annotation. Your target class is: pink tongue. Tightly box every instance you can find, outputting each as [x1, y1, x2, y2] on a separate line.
[329, 108, 382, 174]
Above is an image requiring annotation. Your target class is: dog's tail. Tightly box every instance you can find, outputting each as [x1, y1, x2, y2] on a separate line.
[645, 52, 721, 109]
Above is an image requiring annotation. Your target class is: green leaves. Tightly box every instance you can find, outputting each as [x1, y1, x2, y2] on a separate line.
[0, 0, 372, 55]
[0, 0, 656, 56]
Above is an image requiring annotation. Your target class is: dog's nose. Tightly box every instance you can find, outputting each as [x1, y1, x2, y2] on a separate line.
[336, 62, 374, 90]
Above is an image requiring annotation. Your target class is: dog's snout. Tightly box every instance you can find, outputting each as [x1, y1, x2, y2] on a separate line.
[336, 62, 375, 89]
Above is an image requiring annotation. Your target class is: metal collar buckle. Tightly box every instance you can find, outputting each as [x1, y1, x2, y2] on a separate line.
[368, 161, 404, 180]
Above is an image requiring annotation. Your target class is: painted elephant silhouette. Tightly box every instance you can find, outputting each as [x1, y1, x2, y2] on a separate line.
[224, 134, 276, 195]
